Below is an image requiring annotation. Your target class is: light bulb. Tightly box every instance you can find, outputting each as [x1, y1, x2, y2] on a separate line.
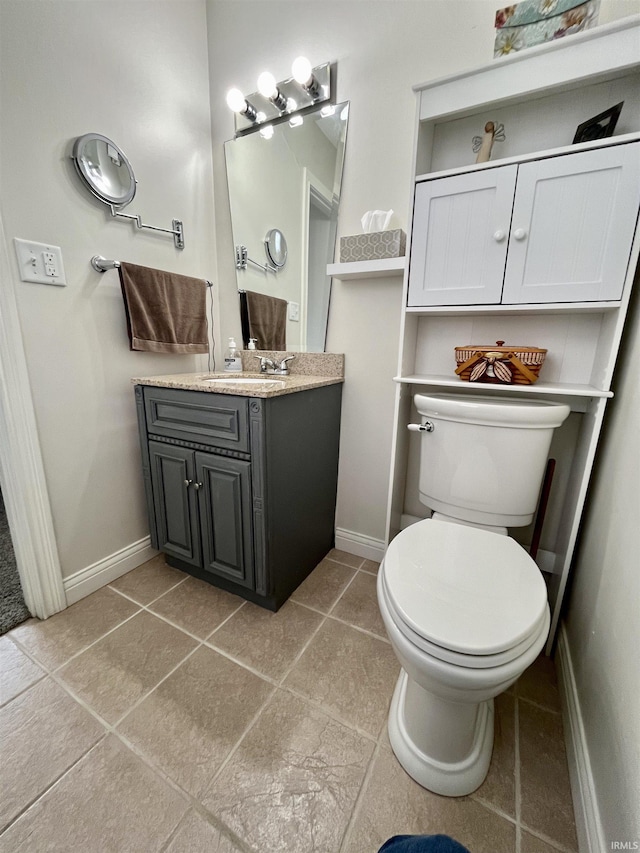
[260, 125, 274, 140]
[286, 97, 297, 113]
[256, 111, 266, 123]
[257, 72, 277, 99]
[289, 115, 303, 128]
[292, 56, 312, 86]
[226, 88, 246, 113]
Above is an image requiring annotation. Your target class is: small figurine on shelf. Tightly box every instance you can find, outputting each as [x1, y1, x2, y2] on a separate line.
[472, 121, 506, 163]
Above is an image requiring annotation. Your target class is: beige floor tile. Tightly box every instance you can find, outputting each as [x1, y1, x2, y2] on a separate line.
[290, 558, 356, 613]
[149, 576, 244, 639]
[208, 599, 323, 681]
[202, 689, 374, 853]
[109, 554, 186, 605]
[0, 635, 46, 706]
[521, 830, 567, 852]
[57, 611, 198, 724]
[326, 548, 364, 568]
[331, 571, 387, 638]
[0, 677, 104, 831]
[0, 735, 188, 852]
[118, 645, 273, 797]
[517, 653, 561, 712]
[473, 692, 516, 818]
[361, 559, 380, 575]
[519, 699, 578, 851]
[8, 587, 139, 669]
[343, 746, 516, 853]
[164, 810, 249, 852]
[284, 619, 399, 736]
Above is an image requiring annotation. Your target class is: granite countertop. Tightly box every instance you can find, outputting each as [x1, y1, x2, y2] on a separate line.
[132, 352, 345, 399]
[131, 372, 343, 398]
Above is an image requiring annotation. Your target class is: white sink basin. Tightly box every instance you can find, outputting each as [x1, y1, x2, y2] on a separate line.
[202, 377, 286, 387]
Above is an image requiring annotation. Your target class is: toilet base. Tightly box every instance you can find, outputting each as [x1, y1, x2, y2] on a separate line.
[388, 668, 494, 797]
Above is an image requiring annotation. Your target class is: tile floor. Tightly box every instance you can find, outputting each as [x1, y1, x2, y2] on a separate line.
[1, 549, 578, 853]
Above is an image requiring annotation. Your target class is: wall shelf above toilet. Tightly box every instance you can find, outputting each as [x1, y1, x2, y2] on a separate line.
[386, 16, 640, 656]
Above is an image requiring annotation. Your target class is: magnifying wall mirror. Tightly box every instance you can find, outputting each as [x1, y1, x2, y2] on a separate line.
[72, 133, 136, 208]
[225, 101, 349, 352]
[265, 228, 288, 269]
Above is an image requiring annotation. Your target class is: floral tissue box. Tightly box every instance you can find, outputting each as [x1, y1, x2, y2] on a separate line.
[494, 0, 600, 58]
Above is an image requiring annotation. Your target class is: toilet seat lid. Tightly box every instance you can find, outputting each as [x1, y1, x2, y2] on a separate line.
[384, 520, 548, 657]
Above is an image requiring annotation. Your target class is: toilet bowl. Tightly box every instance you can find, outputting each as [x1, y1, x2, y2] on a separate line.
[378, 518, 549, 796]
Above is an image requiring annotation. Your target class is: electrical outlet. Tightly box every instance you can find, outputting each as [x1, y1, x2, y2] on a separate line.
[14, 238, 67, 286]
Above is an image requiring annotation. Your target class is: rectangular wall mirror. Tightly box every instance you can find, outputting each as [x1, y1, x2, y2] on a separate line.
[225, 101, 349, 352]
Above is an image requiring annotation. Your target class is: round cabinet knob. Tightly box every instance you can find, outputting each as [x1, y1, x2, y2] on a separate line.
[184, 479, 192, 487]
[493, 230, 506, 242]
[513, 228, 527, 241]
[193, 482, 203, 491]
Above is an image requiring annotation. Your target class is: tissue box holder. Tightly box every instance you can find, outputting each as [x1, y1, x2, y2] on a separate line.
[340, 229, 406, 262]
[494, 0, 600, 58]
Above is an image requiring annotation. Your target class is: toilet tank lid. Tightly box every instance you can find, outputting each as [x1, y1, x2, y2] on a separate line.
[414, 393, 570, 428]
[384, 519, 548, 656]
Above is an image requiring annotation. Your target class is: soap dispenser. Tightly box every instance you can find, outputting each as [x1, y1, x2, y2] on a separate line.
[223, 337, 242, 372]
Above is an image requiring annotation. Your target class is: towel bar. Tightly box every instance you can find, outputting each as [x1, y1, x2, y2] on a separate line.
[91, 256, 121, 273]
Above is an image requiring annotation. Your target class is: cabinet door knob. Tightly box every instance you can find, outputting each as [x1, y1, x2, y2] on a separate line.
[193, 482, 203, 491]
[184, 479, 192, 487]
[493, 230, 506, 242]
[513, 228, 527, 241]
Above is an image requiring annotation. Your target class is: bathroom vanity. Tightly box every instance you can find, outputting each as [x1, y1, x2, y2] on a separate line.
[133, 364, 343, 609]
[383, 18, 640, 653]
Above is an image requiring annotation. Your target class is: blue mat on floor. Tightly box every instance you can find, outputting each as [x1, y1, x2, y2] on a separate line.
[378, 835, 471, 853]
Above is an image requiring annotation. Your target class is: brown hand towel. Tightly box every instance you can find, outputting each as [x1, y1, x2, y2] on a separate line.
[242, 290, 287, 351]
[118, 262, 208, 354]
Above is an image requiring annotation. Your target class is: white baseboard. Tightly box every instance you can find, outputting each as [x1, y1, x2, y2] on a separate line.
[556, 623, 605, 853]
[334, 527, 386, 562]
[63, 536, 158, 605]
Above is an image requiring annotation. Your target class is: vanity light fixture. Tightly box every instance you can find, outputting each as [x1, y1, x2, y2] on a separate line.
[227, 59, 332, 136]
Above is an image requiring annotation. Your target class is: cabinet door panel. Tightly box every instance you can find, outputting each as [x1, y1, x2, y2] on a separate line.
[149, 442, 201, 568]
[408, 166, 517, 306]
[196, 453, 254, 589]
[503, 144, 640, 303]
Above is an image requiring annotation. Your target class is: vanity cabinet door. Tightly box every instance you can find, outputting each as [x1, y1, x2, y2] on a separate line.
[502, 144, 640, 304]
[408, 165, 517, 306]
[196, 453, 254, 589]
[148, 441, 202, 569]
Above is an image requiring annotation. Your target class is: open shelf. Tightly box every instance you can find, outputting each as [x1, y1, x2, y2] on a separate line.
[405, 301, 621, 316]
[394, 374, 612, 399]
[327, 257, 406, 280]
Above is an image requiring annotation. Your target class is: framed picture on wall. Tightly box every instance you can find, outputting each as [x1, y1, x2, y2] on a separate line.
[573, 102, 623, 144]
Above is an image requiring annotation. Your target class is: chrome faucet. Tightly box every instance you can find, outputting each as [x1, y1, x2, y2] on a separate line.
[254, 355, 296, 375]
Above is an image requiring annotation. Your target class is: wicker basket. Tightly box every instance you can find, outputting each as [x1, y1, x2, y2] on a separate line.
[455, 340, 547, 385]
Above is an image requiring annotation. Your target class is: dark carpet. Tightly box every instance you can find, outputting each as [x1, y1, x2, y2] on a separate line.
[0, 487, 31, 634]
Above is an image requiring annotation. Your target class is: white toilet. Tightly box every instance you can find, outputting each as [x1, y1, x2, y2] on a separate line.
[378, 392, 570, 797]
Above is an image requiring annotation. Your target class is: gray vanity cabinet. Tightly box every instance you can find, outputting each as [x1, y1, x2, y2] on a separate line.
[148, 440, 253, 588]
[135, 382, 342, 609]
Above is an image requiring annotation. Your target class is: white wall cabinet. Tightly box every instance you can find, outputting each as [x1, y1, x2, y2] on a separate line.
[408, 142, 640, 307]
[387, 17, 640, 655]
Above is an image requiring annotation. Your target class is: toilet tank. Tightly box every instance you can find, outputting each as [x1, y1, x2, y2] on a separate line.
[414, 393, 570, 528]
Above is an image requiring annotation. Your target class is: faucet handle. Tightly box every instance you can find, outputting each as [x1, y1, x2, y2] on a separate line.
[278, 355, 296, 370]
[253, 355, 275, 373]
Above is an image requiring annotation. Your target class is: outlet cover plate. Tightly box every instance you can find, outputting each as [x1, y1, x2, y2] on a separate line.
[14, 238, 67, 286]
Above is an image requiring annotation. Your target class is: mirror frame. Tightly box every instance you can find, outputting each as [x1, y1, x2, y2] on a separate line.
[264, 228, 288, 269]
[72, 133, 136, 208]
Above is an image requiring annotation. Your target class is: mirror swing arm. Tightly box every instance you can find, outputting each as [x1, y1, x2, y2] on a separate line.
[108, 205, 184, 250]
[235, 244, 277, 274]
